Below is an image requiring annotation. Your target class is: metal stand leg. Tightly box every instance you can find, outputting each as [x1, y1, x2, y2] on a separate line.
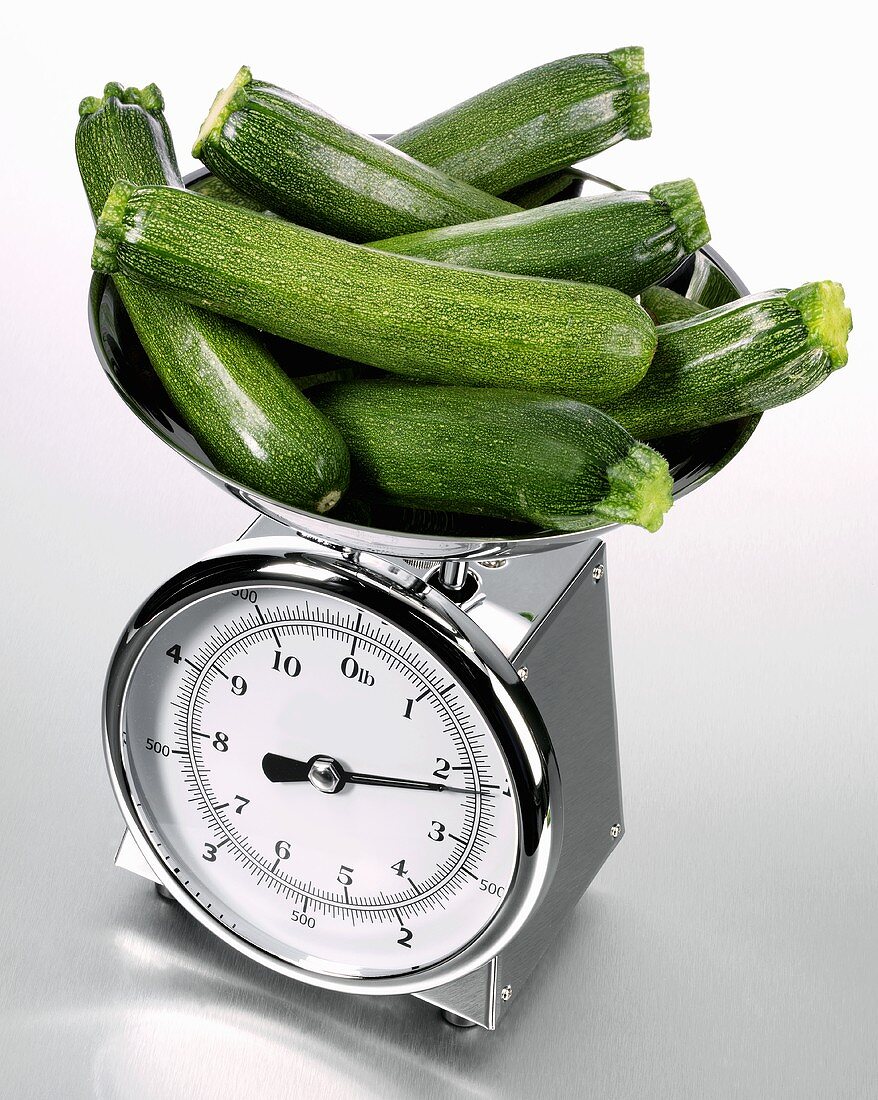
[441, 1010, 479, 1029]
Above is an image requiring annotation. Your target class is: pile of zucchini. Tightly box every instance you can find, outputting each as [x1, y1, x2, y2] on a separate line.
[76, 53, 852, 534]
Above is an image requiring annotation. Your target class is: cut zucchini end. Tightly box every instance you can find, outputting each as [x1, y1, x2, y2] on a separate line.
[593, 443, 673, 533]
[609, 48, 651, 139]
[315, 488, 344, 514]
[91, 179, 137, 273]
[786, 281, 852, 369]
[608, 45, 645, 77]
[650, 179, 710, 254]
[193, 66, 252, 158]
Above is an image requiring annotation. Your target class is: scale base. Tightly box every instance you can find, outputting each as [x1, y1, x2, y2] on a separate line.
[114, 516, 623, 1030]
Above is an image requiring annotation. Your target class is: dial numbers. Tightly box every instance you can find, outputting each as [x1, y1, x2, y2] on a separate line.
[122, 585, 519, 978]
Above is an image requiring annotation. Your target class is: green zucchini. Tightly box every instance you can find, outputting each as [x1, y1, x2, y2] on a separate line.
[500, 168, 589, 208]
[369, 180, 709, 294]
[601, 282, 852, 439]
[389, 49, 650, 194]
[193, 67, 517, 242]
[640, 285, 708, 324]
[92, 182, 657, 403]
[76, 84, 349, 513]
[312, 380, 673, 533]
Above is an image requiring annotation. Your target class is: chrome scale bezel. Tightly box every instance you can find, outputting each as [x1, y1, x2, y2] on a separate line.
[103, 537, 561, 996]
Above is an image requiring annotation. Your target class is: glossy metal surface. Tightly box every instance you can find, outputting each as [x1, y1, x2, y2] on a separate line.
[105, 520, 622, 1028]
[103, 538, 562, 997]
[87, 170, 760, 560]
[414, 539, 624, 1027]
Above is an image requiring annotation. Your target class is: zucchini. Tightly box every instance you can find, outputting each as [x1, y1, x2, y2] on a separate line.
[312, 380, 673, 532]
[601, 282, 852, 439]
[370, 180, 710, 294]
[500, 168, 589, 208]
[640, 285, 708, 324]
[76, 84, 349, 513]
[92, 182, 657, 403]
[389, 49, 650, 194]
[193, 67, 517, 242]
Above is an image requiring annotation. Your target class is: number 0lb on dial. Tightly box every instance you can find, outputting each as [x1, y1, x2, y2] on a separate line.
[121, 584, 519, 979]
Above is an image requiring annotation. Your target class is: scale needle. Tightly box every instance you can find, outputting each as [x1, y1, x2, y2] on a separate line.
[261, 752, 478, 795]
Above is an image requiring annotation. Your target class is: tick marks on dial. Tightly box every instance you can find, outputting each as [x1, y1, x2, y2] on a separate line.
[160, 600, 513, 925]
[349, 611, 363, 655]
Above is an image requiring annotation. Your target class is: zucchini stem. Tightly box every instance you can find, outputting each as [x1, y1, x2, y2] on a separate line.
[92, 179, 137, 273]
[593, 443, 674, 533]
[193, 66, 253, 157]
[609, 47, 651, 140]
[786, 281, 852, 369]
[650, 179, 710, 254]
[79, 82, 164, 119]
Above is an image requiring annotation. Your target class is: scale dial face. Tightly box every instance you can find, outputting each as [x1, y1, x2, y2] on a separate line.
[117, 578, 522, 982]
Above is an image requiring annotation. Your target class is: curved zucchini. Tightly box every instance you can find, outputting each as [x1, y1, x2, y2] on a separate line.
[389, 49, 650, 194]
[92, 182, 657, 403]
[640, 285, 708, 324]
[193, 67, 517, 242]
[312, 381, 673, 533]
[76, 85, 349, 513]
[370, 180, 709, 294]
[601, 282, 852, 439]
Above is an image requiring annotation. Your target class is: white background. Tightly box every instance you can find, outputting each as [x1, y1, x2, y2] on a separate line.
[2, 2, 876, 1097]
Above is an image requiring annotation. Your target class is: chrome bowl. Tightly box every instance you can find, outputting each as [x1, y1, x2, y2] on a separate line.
[88, 170, 759, 560]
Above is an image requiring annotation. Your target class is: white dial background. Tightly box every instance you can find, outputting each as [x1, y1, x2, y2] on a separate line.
[121, 583, 520, 978]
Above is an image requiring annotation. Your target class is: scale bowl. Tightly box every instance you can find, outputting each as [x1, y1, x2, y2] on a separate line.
[88, 170, 759, 560]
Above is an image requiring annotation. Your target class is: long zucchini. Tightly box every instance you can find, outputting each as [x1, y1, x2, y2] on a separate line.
[92, 182, 657, 403]
[601, 282, 851, 439]
[76, 84, 349, 513]
[369, 180, 709, 294]
[389, 49, 650, 194]
[193, 67, 517, 242]
[313, 381, 673, 532]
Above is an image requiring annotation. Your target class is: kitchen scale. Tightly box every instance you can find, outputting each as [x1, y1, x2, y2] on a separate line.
[90, 171, 757, 1031]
